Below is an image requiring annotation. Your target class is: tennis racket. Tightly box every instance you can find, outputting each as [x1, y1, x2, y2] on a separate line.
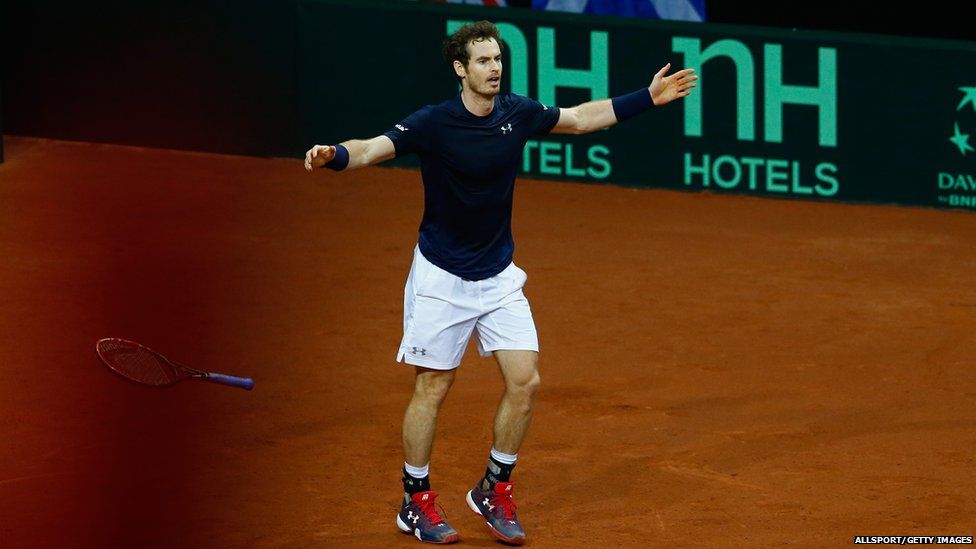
[96, 338, 254, 390]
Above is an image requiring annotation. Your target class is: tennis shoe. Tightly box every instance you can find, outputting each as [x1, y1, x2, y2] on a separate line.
[396, 491, 459, 544]
[466, 482, 525, 545]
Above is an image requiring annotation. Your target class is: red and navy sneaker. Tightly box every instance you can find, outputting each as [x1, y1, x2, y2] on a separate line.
[465, 482, 525, 545]
[396, 491, 459, 544]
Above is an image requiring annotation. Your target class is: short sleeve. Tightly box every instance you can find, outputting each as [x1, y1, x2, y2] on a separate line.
[383, 106, 433, 156]
[518, 96, 560, 135]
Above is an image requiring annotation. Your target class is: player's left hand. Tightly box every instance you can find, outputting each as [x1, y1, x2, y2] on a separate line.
[304, 144, 337, 172]
[648, 63, 697, 106]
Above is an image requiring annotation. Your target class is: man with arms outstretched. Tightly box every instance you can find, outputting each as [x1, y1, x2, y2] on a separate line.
[304, 21, 696, 545]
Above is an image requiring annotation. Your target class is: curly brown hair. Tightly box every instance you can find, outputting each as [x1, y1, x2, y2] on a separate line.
[441, 21, 504, 82]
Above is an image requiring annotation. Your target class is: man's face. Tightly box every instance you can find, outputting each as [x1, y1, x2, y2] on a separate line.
[458, 38, 502, 96]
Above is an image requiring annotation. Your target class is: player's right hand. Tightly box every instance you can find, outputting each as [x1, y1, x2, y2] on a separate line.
[304, 145, 336, 172]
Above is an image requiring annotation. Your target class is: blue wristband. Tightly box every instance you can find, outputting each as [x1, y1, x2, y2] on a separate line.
[325, 144, 350, 171]
[611, 88, 654, 122]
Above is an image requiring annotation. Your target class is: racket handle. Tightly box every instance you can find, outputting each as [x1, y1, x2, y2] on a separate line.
[206, 372, 255, 391]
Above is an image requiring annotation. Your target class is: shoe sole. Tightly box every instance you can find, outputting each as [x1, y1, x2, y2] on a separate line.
[465, 490, 526, 546]
[396, 514, 459, 544]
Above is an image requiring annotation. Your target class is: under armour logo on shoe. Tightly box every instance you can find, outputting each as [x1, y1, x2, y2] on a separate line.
[421, 493, 429, 501]
[408, 511, 419, 524]
[504, 485, 512, 492]
[501, 123, 513, 134]
[483, 497, 495, 511]
[410, 347, 427, 356]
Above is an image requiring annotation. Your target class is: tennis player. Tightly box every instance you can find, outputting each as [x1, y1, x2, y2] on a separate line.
[304, 20, 695, 545]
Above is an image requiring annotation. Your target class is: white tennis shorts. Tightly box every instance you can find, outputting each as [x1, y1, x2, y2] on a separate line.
[397, 245, 539, 370]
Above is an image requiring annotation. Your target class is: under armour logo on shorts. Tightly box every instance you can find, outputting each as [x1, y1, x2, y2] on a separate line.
[410, 347, 427, 356]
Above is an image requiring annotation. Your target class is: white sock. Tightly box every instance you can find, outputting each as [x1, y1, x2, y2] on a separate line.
[404, 462, 429, 479]
[490, 447, 517, 465]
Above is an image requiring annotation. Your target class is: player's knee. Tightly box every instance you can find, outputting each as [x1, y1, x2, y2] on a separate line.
[508, 370, 540, 399]
[415, 369, 456, 403]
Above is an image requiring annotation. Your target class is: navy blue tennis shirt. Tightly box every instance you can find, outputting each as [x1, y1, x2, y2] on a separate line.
[383, 93, 560, 280]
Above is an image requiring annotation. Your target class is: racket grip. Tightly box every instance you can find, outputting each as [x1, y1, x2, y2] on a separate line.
[206, 373, 255, 391]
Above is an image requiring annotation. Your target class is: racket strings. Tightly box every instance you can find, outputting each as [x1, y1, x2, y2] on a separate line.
[98, 340, 181, 386]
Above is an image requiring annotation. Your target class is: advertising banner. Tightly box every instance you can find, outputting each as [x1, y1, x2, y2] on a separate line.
[300, 0, 976, 211]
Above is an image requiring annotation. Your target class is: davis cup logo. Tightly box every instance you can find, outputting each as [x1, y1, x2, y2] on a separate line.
[937, 86, 976, 209]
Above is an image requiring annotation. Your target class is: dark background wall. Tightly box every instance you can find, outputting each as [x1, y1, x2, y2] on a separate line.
[1, 0, 301, 157]
[694, 1, 970, 43]
[447, 1, 976, 42]
[2, 0, 973, 160]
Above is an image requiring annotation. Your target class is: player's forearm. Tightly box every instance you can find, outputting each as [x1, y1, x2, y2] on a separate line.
[573, 98, 619, 134]
[337, 139, 373, 170]
[574, 87, 655, 134]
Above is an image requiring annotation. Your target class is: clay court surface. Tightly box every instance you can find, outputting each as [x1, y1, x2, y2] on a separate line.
[1, 136, 974, 547]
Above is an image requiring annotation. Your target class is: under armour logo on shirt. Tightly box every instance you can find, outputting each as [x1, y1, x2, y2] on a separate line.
[396, 124, 408, 132]
[501, 123, 513, 134]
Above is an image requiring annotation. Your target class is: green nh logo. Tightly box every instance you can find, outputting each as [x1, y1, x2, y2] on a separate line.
[673, 38, 837, 147]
